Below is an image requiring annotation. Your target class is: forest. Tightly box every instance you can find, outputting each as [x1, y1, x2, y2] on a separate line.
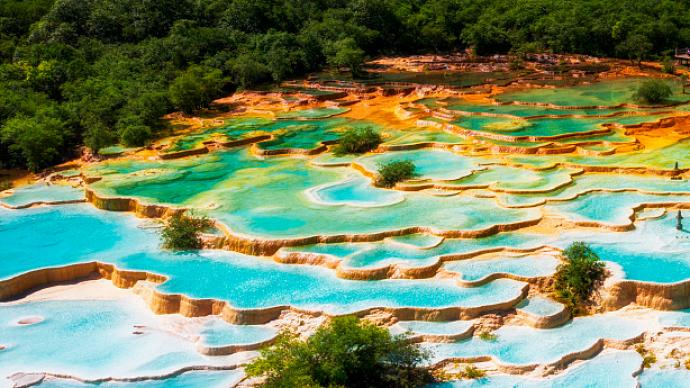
[1, 0, 690, 171]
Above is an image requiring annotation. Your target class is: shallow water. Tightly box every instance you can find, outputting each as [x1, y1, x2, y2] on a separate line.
[444, 254, 559, 281]
[0, 205, 527, 314]
[427, 314, 648, 365]
[36, 370, 245, 388]
[0, 183, 83, 207]
[0, 299, 243, 382]
[433, 350, 641, 387]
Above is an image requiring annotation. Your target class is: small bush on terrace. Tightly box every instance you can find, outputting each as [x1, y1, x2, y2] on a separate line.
[333, 127, 382, 156]
[552, 242, 607, 314]
[246, 316, 433, 387]
[0, 180, 11, 191]
[634, 79, 672, 104]
[161, 213, 213, 250]
[376, 160, 416, 188]
[461, 364, 485, 379]
[478, 331, 497, 342]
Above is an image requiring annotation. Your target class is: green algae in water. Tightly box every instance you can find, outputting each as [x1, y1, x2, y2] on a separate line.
[358, 149, 477, 181]
[307, 176, 404, 207]
[507, 138, 690, 171]
[496, 78, 690, 107]
[87, 149, 540, 239]
[386, 233, 444, 249]
[382, 127, 469, 146]
[446, 165, 576, 192]
[276, 107, 348, 119]
[0, 183, 83, 207]
[446, 100, 629, 117]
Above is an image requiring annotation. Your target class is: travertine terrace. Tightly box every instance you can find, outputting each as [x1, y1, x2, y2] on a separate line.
[3, 55, 690, 387]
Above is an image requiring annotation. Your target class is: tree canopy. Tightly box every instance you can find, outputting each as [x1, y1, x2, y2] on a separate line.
[3, 0, 690, 170]
[246, 315, 433, 387]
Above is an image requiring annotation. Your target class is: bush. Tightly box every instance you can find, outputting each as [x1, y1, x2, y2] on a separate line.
[0, 180, 11, 191]
[376, 160, 416, 188]
[118, 124, 152, 147]
[552, 242, 607, 313]
[635, 345, 657, 368]
[161, 213, 213, 250]
[246, 316, 433, 388]
[634, 79, 672, 104]
[662, 58, 676, 74]
[333, 127, 382, 156]
[478, 331, 497, 342]
[462, 365, 485, 379]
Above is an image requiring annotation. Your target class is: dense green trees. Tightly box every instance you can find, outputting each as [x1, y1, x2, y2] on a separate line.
[3, 0, 690, 170]
[246, 316, 432, 387]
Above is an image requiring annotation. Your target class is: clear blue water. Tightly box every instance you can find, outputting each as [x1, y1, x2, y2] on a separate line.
[36, 370, 244, 387]
[0, 205, 526, 314]
[280, 211, 690, 284]
[444, 255, 559, 281]
[199, 319, 276, 347]
[428, 314, 646, 365]
[396, 320, 474, 336]
[0, 299, 239, 382]
[658, 309, 690, 327]
[546, 191, 690, 225]
[516, 296, 564, 317]
[432, 350, 641, 387]
[638, 369, 690, 388]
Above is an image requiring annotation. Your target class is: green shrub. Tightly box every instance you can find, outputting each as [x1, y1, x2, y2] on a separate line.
[478, 331, 497, 342]
[662, 58, 676, 74]
[333, 127, 382, 156]
[552, 242, 607, 313]
[462, 364, 485, 379]
[636, 345, 657, 368]
[161, 213, 213, 250]
[376, 160, 416, 188]
[246, 316, 433, 388]
[0, 180, 12, 191]
[634, 79, 673, 104]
